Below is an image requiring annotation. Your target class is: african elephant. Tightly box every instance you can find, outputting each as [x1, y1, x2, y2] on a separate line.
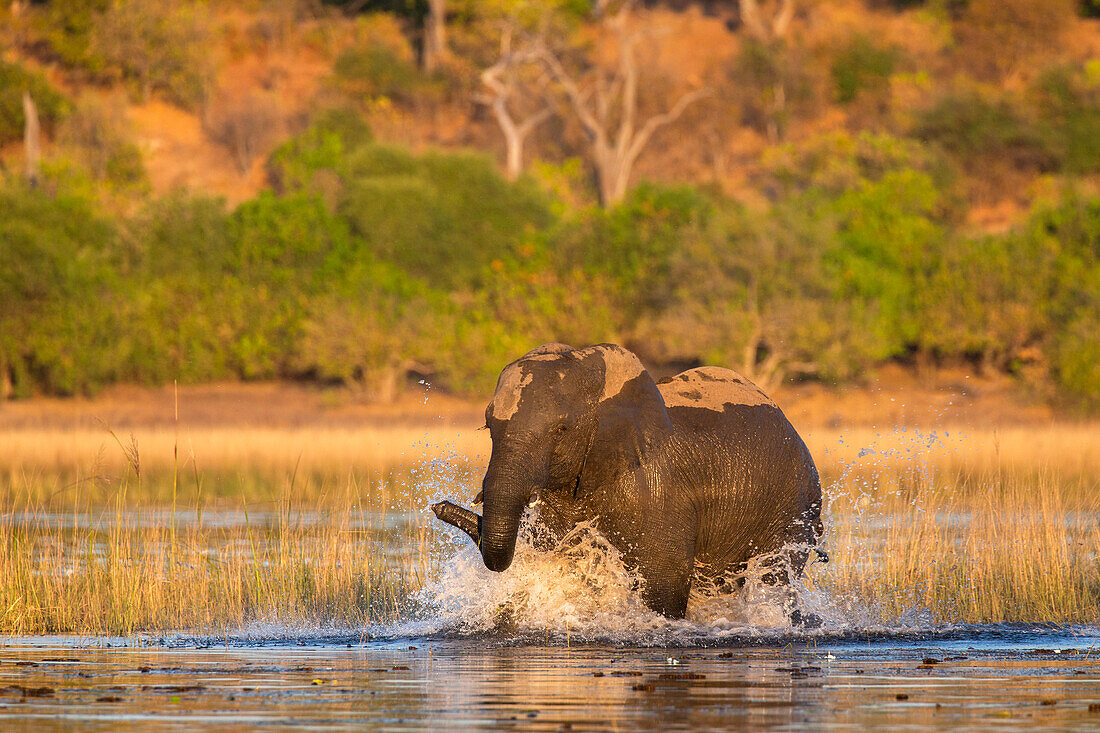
[432, 343, 824, 620]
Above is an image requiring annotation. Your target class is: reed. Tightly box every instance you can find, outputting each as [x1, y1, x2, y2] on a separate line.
[814, 464, 1100, 624]
[0, 477, 437, 635]
[0, 421, 1096, 633]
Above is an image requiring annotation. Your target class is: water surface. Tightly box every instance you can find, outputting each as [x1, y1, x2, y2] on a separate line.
[3, 627, 1100, 730]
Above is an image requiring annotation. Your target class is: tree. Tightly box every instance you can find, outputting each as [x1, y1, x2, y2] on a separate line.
[738, 0, 795, 43]
[538, 2, 709, 205]
[477, 23, 553, 180]
[22, 92, 39, 187]
[422, 0, 447, 72]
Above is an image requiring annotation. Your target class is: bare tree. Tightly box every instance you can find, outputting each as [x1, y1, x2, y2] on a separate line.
[22, 91, 40, 187]
[739, 0, 795, 43]
[422, 0, 447, 72]
[538, 4, 708, 206]
[477, 25, 553, 180]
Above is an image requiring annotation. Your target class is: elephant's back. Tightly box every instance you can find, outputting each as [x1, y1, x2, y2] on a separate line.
[657, 368, 821, 578]
[657, 367, 777, 411]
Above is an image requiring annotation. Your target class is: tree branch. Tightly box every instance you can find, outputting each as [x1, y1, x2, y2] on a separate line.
[773, 0, 795, 39]
[625, 86, 710, 168]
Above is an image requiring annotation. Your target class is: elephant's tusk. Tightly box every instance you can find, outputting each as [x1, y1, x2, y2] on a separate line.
[431, 500, 482, 547]
[527, 491, 539, 507]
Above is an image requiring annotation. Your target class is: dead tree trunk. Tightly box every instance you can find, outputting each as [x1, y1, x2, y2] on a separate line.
[478, 27, 553, 180]
[22, 91, 40, 187]
[422, 0, 447, 72]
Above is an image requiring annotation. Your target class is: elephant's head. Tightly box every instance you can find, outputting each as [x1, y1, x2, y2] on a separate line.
[477, 343, 673, 572]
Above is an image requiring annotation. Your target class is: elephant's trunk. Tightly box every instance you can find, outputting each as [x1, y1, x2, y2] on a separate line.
[480, 491, 528, 572]
[479, 455, 541, 572]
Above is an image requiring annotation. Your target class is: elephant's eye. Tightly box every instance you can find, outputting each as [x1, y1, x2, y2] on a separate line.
[556, 426, 566, 434]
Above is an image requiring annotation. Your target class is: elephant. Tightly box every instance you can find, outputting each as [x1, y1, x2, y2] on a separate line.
[432, 343, 824, 621]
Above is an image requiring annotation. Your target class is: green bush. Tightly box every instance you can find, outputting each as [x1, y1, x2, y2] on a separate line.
[1054, 302, 1100, 408]
[90, 0, 214, 108]
[913, 91, 1057, 172]
[551, 183, 714, 318]
[334, 45, 421, 103]
[338, 144, 553, 288]
[0, 183, 127, 396]
[28, 0, 110, 70]
[266, 108, 372, 195]
[831, 35, 898, 104]
[1030, 65, 1100, 174]
[0, 61, 71, 143]
[123, 194, 235, 383]
[225, 192, 363, 379]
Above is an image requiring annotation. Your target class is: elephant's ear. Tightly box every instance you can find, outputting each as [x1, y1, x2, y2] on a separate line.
[575, 345, 672, 481]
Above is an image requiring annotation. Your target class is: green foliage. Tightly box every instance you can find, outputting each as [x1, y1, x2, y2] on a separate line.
[123, 194, 235, 383]
[28, 0, 110, 69]
[1030, 65, 1100, 174]
[91, 0, 214, 108]
[0, 61, 71, 143]
[831, 35, 898, 105]
[334, 45, 422, 103]
[337, 144, 553, 288]
[0, 183, 126, 396]
[553, 184, 713, 317]
[913, 90, 1057, 172]
[266, 108, 372, 195]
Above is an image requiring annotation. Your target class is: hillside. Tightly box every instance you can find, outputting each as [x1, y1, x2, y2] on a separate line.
[0, 0, 1098, 410]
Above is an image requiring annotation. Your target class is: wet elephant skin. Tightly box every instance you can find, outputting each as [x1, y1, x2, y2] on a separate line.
[432, 343, 823, 619]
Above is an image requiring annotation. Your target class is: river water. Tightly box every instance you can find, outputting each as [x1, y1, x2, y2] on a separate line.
[2, 626, 1100, 730]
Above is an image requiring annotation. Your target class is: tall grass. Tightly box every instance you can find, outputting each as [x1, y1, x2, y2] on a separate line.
[0, 476, 437, 635]
[817, 468, 1100, 623]
[0, 422, 1097, 633]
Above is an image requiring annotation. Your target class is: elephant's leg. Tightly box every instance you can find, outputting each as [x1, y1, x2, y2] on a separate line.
[758, 546, 822, 628]
[631, 539, 697, 619]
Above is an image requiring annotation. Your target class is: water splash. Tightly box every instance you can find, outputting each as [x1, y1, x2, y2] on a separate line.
[373, 509, 920, 646]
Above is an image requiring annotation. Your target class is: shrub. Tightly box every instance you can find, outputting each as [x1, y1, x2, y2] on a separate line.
[0, 183, 127, 396]
[90, 0, 214, 108]
[1053, 302, 1100, 408]
[27, 0, 110, 70]
[124, 194, 235, 383]
[913, 91, 1058, 175]
[338, 144, 553, 288]
[333, 46, 421, 104]
[551, 183, 714, 317]
[204, 91, 284, 174]
[830, 35, 898, 105]
[266, 108, 372, 195]
[1029, 65, 1100, 174]
[58, 95, 146, 190]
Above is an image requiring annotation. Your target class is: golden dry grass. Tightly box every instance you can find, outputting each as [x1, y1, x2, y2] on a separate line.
[816, 468, 1100, 623]
[2, 421, 1097, 481]
[0, 425, 491, 476]
[0, 420, 1097, 634]
[0, 479, 435, 636]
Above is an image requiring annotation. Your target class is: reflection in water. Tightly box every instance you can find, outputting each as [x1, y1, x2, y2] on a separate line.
[1, 633, 1100, 730]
